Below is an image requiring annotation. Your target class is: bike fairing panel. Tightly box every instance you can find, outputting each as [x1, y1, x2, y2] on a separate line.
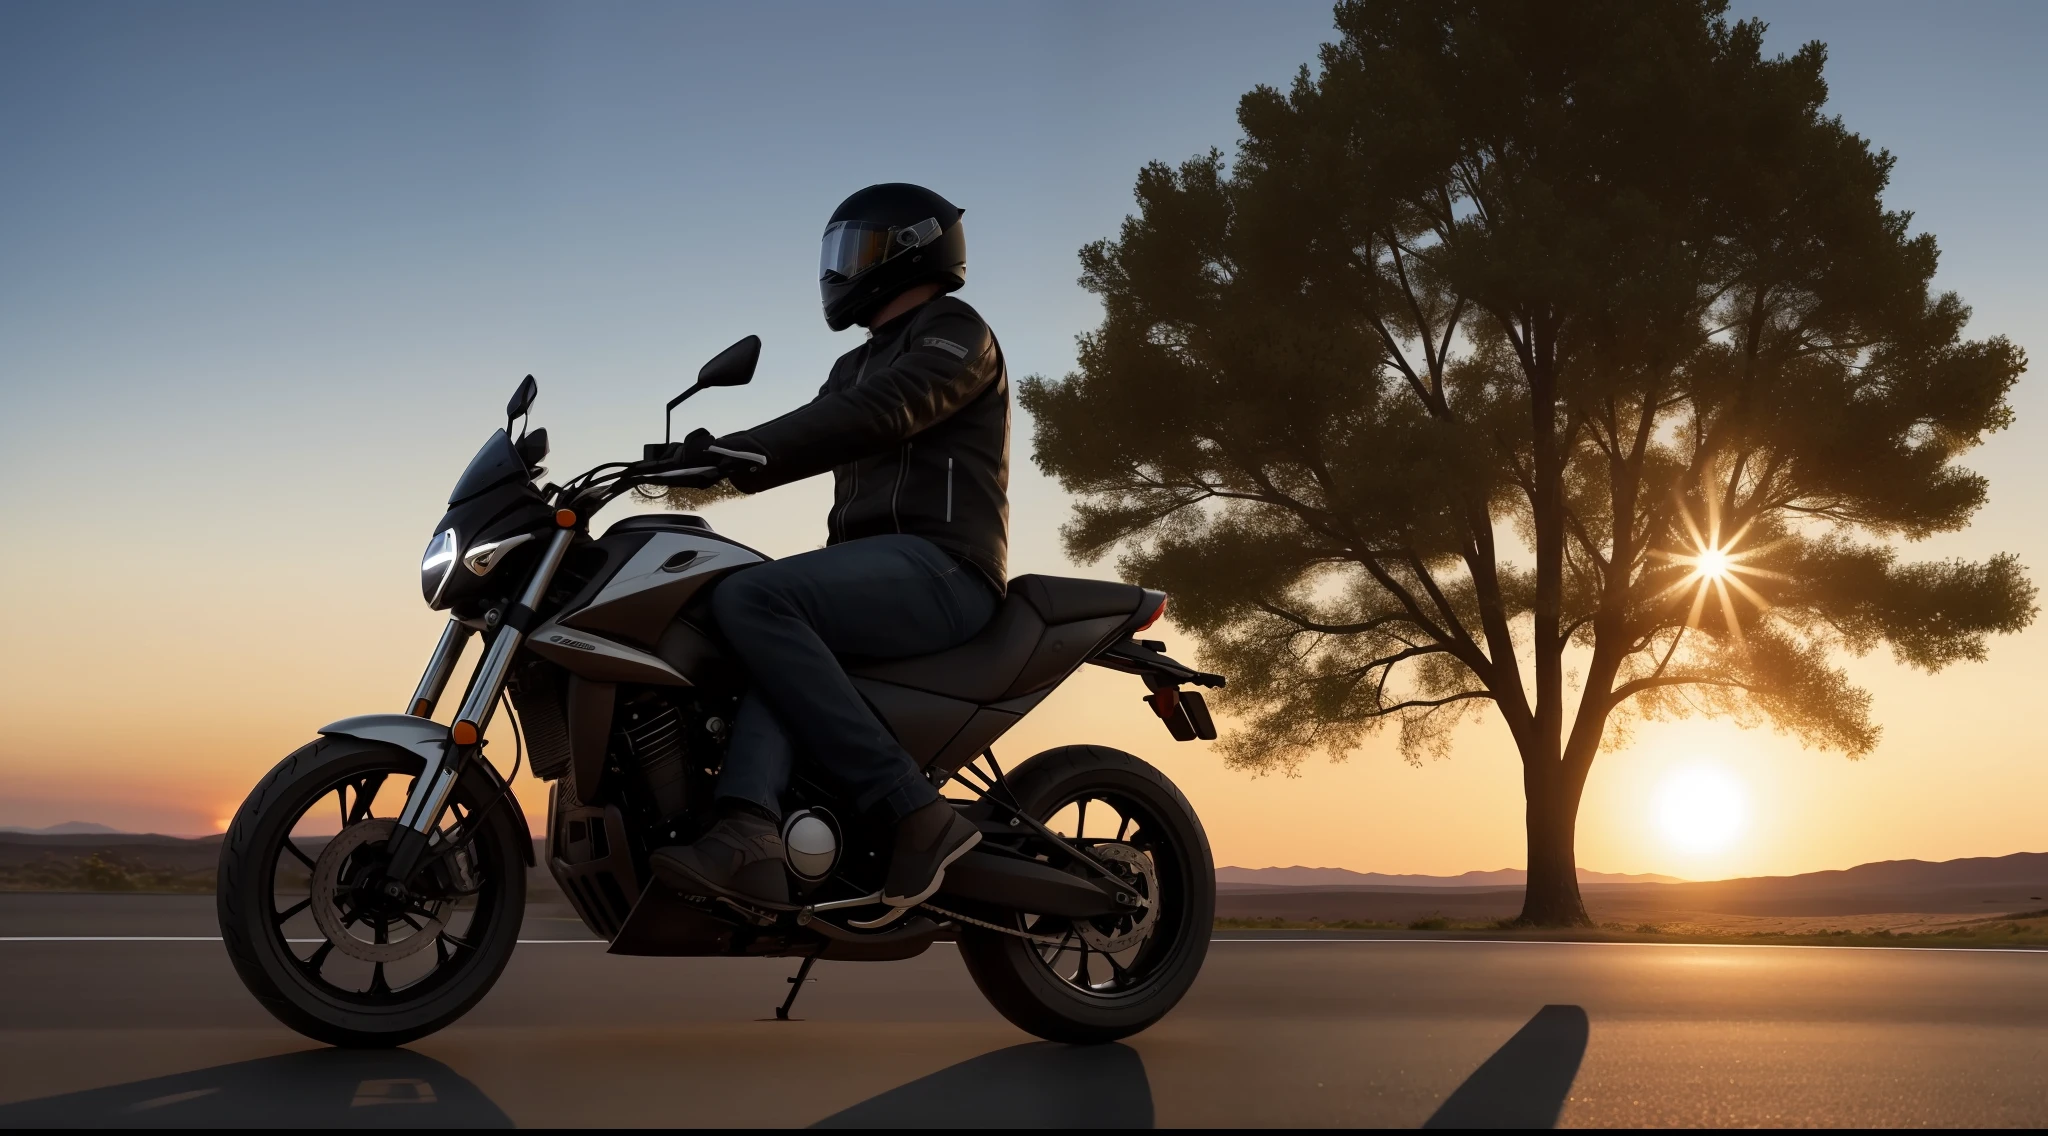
[423, 435, 555, 614]
[559, 529, 764, 644]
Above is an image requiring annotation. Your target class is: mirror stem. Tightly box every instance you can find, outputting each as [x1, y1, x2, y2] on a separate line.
[664, 382, 704, 444]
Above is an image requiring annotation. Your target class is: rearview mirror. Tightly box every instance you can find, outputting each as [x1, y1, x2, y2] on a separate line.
[698, 335, 761, 389]
[665, 335, 761, 442]
[506, 374, 538, 425]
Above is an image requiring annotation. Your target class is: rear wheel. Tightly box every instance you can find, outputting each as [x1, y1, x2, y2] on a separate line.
[956, 745, 1214, 1043]
[216, 736, 527, 1047]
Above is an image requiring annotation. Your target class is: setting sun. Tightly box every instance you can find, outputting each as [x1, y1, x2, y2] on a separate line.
[1692, 546, 1732, 581]
[1655, 765, 1747, 854]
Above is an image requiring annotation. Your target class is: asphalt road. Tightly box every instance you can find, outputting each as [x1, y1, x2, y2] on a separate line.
[3, 896, 2048, 1127]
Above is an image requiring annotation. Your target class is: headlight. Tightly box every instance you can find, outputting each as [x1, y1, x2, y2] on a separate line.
[461, 532, 534, 577]
[421, 528, 458, 608]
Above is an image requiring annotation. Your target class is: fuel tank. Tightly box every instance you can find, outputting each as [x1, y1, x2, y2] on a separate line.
[525, 514, 764, 684]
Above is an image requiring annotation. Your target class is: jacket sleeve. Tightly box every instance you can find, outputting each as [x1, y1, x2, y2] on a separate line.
[722, 303, 996, 493]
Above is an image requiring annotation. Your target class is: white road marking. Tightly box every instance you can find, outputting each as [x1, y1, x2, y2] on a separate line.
[0, 934, 2042, 953]
[0, 936, 607, 944]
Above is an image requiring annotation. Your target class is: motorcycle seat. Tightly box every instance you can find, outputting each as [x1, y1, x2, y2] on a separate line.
[1008, 574, 1149, 624]
[847, 574, 1147, 705]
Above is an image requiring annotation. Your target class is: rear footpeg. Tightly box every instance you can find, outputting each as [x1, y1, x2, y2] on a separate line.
[847, 905, 914, 930]
[798, 890, 884, 921]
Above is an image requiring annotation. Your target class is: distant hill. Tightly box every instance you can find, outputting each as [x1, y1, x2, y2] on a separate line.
[1697, 852, 2048, 895]
[1217, 865, 1686, 889]
[1214, 851, 2048, 922]
[0, 822, 123, 835]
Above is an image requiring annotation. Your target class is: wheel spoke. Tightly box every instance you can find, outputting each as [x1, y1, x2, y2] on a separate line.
[282, 839, 317, 872]
[435, 935, 450, 966]
[1075, 798, 1087, 840]
[347, 773, 387, 824]
[301, 940, 333, 976]
[1040, 927, 1071, 965]
[274, 896, 311, 926]
[369, 962, 389, 995]
[1104, 949, 1132, 985]
[1116, 812, 1131, 841]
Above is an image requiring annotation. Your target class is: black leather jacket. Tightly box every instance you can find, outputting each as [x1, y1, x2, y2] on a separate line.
[722, 296, 1010, 592]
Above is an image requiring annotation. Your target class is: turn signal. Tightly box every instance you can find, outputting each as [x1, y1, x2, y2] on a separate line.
[409, 698, 432, 717]
[451, 721, 480, 746]
[555, 509, 577, 528]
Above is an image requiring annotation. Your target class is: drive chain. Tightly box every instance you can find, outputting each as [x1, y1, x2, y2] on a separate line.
[919, 901, 1070, 947]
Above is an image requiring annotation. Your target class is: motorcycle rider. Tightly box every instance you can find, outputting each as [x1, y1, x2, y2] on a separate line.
[650, 184, 1005, 923]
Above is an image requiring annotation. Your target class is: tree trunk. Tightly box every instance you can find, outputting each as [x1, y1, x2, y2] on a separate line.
[1516, 768, 1592, 927]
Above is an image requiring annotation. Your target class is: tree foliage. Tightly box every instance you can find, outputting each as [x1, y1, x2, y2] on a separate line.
[1021, 0, 2034, 923]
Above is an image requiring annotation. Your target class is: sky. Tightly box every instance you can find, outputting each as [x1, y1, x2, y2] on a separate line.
[3, 0, 2046, 880]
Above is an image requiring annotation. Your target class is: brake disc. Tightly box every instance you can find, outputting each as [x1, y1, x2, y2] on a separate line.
[311, 818, 446, 963]
[1076, 843, 1159, 954]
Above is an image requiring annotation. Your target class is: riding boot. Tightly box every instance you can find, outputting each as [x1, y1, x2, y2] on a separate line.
[651, 806, 790, 908]
[881, 799, 980, 911]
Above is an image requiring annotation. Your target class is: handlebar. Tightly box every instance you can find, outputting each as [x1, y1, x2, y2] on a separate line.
[552, 447, 759, 517]
[640, 465, 725, 488]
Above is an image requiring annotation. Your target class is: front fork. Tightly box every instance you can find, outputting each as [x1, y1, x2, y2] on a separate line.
[383, 524, 576, 884]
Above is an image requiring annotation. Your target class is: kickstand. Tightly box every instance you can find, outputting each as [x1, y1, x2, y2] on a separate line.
[774, 955, 819, 1021]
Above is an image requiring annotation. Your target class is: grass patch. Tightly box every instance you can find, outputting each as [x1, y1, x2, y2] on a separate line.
[0, 852, 214, 894]
[1215, 915, 1515, 933]
[1215, 916, 1408, 931]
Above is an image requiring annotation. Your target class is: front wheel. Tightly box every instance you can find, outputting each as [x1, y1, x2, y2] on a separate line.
[216, 736, 527, 1047]
[957, 745, 1214, 1043]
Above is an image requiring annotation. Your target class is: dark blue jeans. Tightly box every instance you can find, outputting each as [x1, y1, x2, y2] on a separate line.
[710, 534, 998, 822]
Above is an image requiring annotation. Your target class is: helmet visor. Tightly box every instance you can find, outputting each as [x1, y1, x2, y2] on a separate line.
[820, 217, 943, 281]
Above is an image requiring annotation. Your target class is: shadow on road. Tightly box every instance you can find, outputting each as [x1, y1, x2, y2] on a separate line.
[812, 1040, 1153, 1128]
[1424, 1004, 1588, 1129]
[0, 1047, 511, 1128]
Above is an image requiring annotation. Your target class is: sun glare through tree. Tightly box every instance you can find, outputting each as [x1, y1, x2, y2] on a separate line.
[1651, 496, 1790, 659]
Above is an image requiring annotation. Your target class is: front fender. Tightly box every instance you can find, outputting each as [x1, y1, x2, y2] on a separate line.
[318, 713, 534, 865]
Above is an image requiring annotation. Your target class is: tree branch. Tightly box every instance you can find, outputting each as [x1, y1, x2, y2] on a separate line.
[1254, 600, 1430, 637]
[1355, 691, 1496, 718]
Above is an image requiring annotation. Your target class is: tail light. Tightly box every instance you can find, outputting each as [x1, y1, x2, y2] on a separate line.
[1134, 595, 1168, 634]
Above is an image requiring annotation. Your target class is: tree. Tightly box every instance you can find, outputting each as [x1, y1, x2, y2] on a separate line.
[1021, 0, 2035, 925]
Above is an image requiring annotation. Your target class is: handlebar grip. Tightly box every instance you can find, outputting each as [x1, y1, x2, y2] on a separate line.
[705, 444, 766, 469]
[645, 466, 725, 488]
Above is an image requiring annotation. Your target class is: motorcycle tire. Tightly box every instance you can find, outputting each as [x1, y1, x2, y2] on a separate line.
[957, 744, 1214, 1043]
[217, 735, 527, 1048]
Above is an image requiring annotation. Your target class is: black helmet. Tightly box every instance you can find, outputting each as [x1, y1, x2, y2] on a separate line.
[819, 183, 966, 331]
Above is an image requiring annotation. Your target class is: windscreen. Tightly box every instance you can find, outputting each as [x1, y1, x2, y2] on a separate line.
[448, 429, 526, 505]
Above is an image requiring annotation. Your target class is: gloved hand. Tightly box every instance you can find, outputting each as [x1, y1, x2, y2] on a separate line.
[703, 431, 767, 475]
[679, 427, 716, 466]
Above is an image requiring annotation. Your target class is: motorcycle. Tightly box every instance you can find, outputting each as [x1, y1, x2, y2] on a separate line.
[216, 337, 1226, 1047]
